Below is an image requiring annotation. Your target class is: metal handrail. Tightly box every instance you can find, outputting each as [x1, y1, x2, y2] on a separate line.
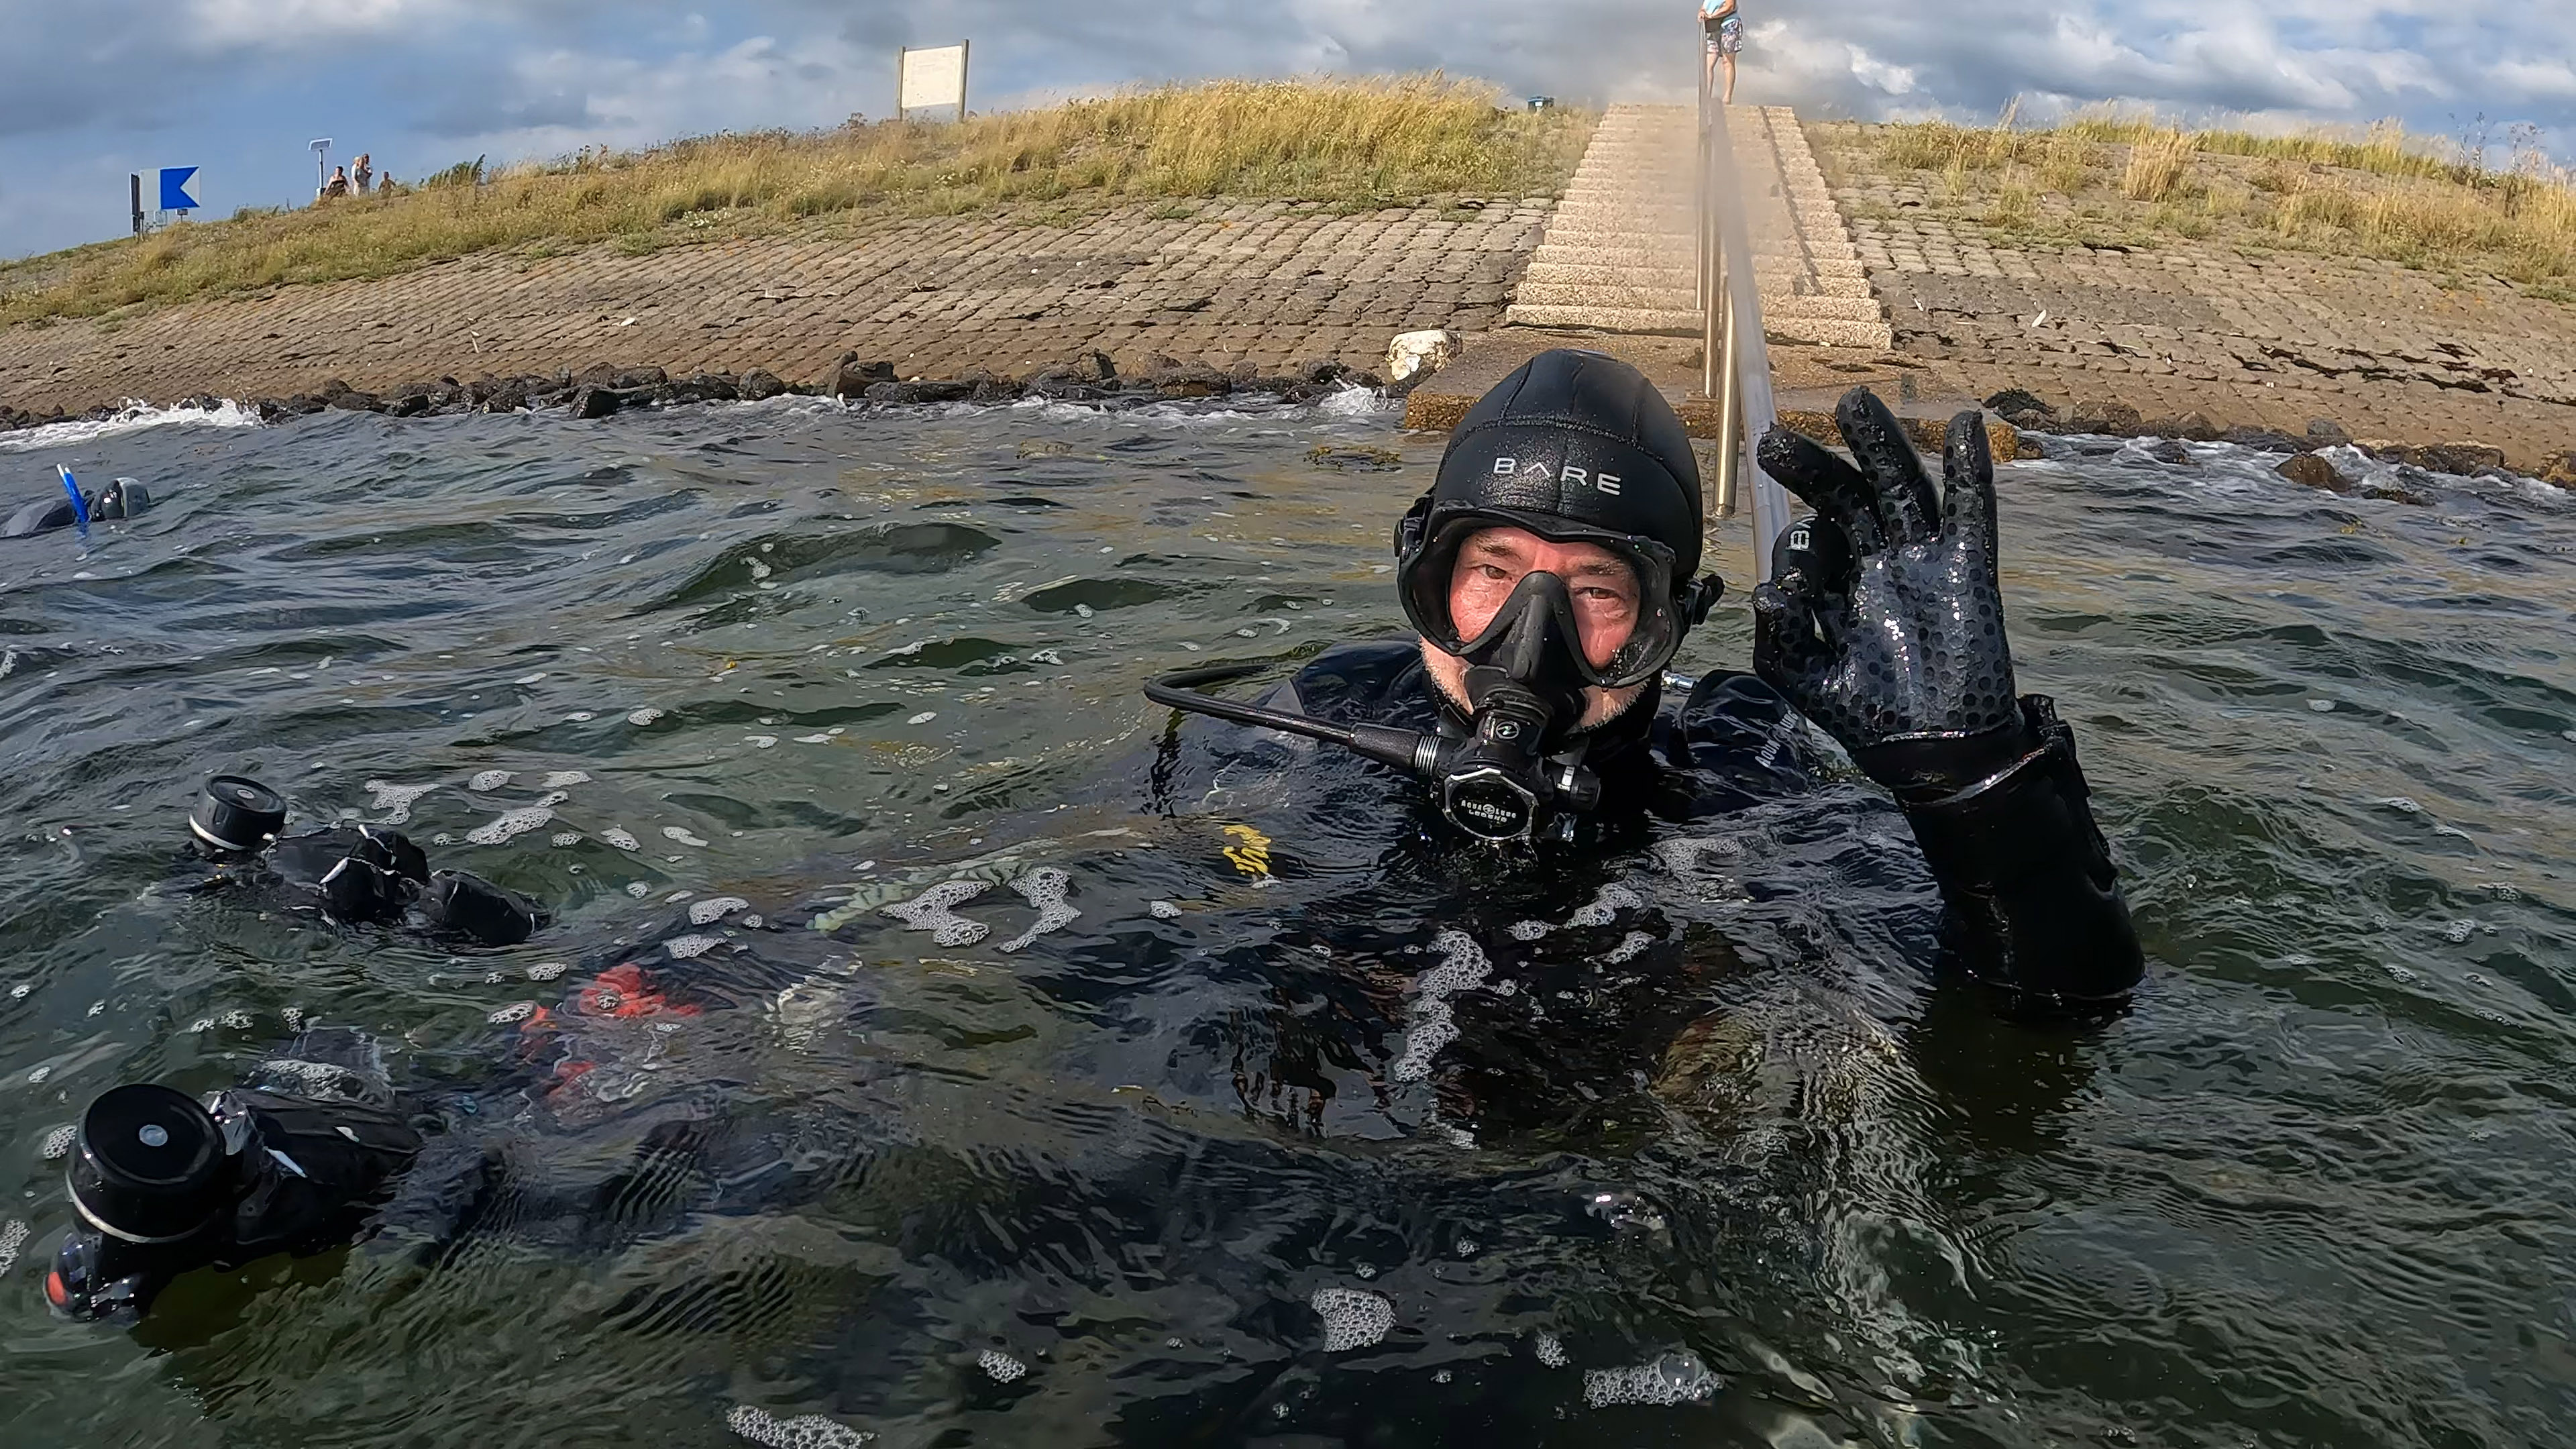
[1695, 76, 1791, 581]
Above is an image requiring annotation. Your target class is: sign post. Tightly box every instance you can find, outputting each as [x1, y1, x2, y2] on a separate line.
[897, 42, 970, 124]
[129, 174, 144, 237]
[158, 167, 201, 215]
[310, 138, 333, 199]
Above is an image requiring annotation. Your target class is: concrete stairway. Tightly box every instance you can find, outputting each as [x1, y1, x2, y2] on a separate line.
[1509, 104, 1892, 350]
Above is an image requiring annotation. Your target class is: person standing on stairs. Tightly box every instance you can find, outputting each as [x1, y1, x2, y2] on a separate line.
[1703, 0, 1743, 105]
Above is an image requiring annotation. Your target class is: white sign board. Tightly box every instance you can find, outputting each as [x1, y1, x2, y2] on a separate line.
[898, 42, 969, 121]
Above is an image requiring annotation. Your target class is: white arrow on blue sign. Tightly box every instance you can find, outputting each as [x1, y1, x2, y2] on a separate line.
[158, 167, 201, 211]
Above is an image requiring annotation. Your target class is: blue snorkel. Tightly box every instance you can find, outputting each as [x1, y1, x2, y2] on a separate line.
[56, 466, 91, 545]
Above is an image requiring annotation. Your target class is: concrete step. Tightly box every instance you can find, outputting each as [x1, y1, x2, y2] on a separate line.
[1505, 303, 1705, 333]
[1513, 283, 1700, 311]
[1768, 317, 1896, 349]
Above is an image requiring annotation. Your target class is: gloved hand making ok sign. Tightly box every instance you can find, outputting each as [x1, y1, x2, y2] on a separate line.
[1751, 388, 2041, 804]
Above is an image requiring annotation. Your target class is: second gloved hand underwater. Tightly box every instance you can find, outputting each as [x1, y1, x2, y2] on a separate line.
[1750, 387, 2040, 801]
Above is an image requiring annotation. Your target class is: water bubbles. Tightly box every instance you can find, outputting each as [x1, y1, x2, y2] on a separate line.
[627, 707, 665, 727]
[1535, 1332, 1569, 1368]
[2308, 699, 2337, 713]
[222, 1008, 252, 1029]
[527, 963, 566, 982]
[2445, 920, 2478, 944]
[282, 1006, 304, 1030]
[1310, 1287, 1395, 1352]
[2375, 797, 2424, 814]
[1075, 604, 1095, 619]
[796, 733, 831, 744]
[748, 558, 773, 580]
[1601, 930, 1654, 966]
[602, 826, 641, 851]
[725, 1405, 875, 1448]
[540, 770, 591, 789]
[488, 1002, 535, 1024]
[977, 1348, 1028, 1383]
[663, 934, 724, 960]
[1507, 919, 1551, 941]
[1148, 899, 1183, 919]
[662, 826, 710, 848]
[566, 710, 597, 723]
[364, 780, 435, 824]
[515, 672, 547, 685]
[40, 1124, 74, 1159]
[626, 882, 651, 898]
[1353, 1262, 1377, 1279]
[1393, 930, 1489, 1081]
[1585, 1190, 1667, 1236]
[1582, 1351, 1721, 1408]
[1570, 883, 1644, 928]
[6, 983, 25, 1000]
[468, 804, 555, 845]
[1030, 649, 1063, 665]
[468, 770, 513, 792]
[885, 879, 991, 947]
[998, 867, 1079, 952]
[0, 1220, 25, 1277]
[745, 735, 779, 749]
[25, 1065, 50, 1084]
[1455, 1239, 1479, 1257]
[550, 831, 584, 847]
[907, 711, 938, 726]
[690, 896, 751, 926]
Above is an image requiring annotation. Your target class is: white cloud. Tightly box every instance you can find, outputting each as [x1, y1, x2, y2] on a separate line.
[184, 0, 447, 49]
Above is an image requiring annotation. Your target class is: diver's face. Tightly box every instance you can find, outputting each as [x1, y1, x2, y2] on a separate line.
[1446, 528, 1640, 666]
[1423, 527, 1648, 731]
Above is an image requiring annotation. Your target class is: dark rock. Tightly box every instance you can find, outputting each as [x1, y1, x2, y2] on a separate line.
[572, 362, 621, 388]
[829, 354, 897, 398]
[2304, 417, 2353, 449]
[2065, 400, 2143, 436]
[388, 392, 434, 418]
[2373, 442, 2506, 476]
[2174, 411, 2221, 441]
[1295, 358, 1350, 388]
[2145, 438, 2192, 465]
[738, 370, 787, 402]
[1074, 350, 1118, 384]
[1024, 366, 1103, 400]
[2540, 451, 2576, 489]
[1981, 387, 2053, 419]
[2361, 482, 2433, 506]
[570, 386, 623, 419]
[863, 378, 973, 405]
[1229, 360, 1263, 384]
[611, 366, 667, 390]
[967, 372, 1024, 403]
[477, 380, 528, 413]
[2275, 453, 2353, 492]
[2220, 425, 2304, 453]
[1142, 353, 1230, 398]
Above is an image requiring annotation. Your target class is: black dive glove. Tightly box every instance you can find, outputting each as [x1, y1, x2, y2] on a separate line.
[1753, 388, 2141, 1006]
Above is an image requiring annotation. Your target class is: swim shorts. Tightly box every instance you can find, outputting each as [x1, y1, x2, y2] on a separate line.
[1705, 15, 1743, 54]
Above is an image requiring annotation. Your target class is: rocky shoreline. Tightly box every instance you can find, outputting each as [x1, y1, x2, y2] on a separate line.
[0, 349, 1392, 437]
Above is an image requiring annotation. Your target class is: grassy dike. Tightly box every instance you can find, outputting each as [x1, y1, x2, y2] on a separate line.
[1813, 109, 2576, 301]
[0, 75, 1593, 329]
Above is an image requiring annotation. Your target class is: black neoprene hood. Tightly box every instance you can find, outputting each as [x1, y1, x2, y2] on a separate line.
[1420, 348, 1705, 578]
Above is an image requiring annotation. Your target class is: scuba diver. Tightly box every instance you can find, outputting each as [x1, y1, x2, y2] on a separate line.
[3, 467, 150, 538]
[1148, 347, 2141, 1011]
[180, 774, 549, 945]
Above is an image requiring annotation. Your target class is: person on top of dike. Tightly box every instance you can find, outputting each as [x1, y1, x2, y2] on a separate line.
[1146, 347, 2143, 1012]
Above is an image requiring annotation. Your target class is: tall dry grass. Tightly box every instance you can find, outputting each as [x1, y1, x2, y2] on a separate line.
[0, 75, 1591, 327]
[1853, 106, 2576, 290]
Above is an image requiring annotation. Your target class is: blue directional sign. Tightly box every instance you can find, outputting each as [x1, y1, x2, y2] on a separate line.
[158, 166, 201, 211]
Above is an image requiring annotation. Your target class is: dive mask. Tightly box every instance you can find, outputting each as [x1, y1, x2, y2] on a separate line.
[1394, 502, 1719, 689]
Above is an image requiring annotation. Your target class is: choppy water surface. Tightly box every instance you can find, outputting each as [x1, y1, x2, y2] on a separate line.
[1, 394, 2571, 1448]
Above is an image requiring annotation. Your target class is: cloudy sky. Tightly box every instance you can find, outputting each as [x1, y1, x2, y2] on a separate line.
[1, 0, 2569, 261]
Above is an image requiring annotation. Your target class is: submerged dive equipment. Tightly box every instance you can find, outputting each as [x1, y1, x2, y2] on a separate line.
[190, 775, 289, 853]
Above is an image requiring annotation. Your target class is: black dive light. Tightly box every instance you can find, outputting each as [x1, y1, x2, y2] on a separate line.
[189, 775, 288, 854]
[1144, 663, 1598, 843]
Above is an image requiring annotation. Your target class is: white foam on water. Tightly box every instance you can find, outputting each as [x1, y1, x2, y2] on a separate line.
[1582, 1351, 1721, 1408]
[1535, 1332, 1569, 1368]
[1393, 930, 1489, 1081]
[726, 1405, 875, 1448]
[468, 804, 555, 845]
[998, 867, 1079, 952]
[1311, 1286, 1395, 1352]
[796, 733, 831, 744]
[1570, 883, 1645, 928]
[907, 710, 938, 725]
[566, 710, 596, 722]
[468, 770, 513, 792]
[488, 1002, 535, 1024]
[1602, 930, 1654, 965]
[365, 780, 436, 824]
[690, 896, 751, 926]
[549, 831, 583, 847]
[26, 1065, 50, 1083]
[746, 735, 778, 749]
[627, 707, 665, 726]
[663, 933, 723, 959]
[663, 826, 710, 847]
[0, 1220, 26, 1277]
[884, 879, 991, 947]
[625, 882, 651, 898]
[1507, 919, 1552, 941]
[527, 963, 566, 981]
[1148, 899, 1183, 919]
[539, 770, 591, 788]
[40, 1124, 74, 1159]
[978, 1348, 1028, 1383]
[602, 826, 641, 851]
[7, 983, 27, 1000]
[0, 396, 262, 453]
[282, 1006, 304, 1030]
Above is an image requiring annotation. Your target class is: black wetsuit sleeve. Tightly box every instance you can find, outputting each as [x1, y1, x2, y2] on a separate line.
[1896, 696, 2143, 1007]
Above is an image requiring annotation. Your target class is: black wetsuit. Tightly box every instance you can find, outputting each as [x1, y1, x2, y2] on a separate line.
[1206, 638, 2141, 1007]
